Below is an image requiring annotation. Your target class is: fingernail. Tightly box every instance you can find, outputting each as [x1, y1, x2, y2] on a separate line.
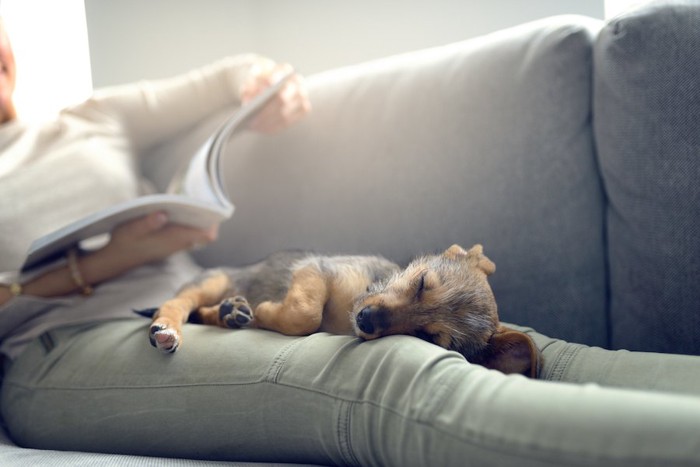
[152, 212, 168, 226]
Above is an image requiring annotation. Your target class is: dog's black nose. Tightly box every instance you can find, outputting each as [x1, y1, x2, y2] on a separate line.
[356, 306, 375, 334]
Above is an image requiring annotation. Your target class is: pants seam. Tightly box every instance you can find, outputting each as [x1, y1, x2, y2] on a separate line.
[547, 344, 583, 382]
[337, 400, 359, 466]
[264, 338, 307, 383]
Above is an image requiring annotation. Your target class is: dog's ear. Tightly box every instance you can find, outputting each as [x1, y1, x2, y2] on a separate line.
[468, 244, 495, 276]
[444, 244, 469, 259]
[477, 327, 541, 378]
[444, 244, 496, 275]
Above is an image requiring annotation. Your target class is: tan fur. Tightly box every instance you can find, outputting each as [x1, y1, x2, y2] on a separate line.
[146, 244, 542, 377]
[254, 265, 328, 335]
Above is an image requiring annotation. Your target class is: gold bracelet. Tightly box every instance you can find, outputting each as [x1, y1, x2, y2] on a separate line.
[67, 248, 93, 296]
[9, 282, 23, 296]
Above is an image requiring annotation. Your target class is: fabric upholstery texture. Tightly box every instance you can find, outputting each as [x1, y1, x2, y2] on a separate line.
[594, 0, 700, 353]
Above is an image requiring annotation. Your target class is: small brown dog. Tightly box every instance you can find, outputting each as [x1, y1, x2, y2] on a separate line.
[140, 244, 541, 377]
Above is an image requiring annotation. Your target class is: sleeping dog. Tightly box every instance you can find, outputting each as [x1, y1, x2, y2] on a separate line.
[139, 244, 541, 377]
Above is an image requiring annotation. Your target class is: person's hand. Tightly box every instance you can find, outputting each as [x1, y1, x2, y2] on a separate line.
[0, 213, 218, 304]
[96, 212, 218, 275]
[240, 63, 311, 133]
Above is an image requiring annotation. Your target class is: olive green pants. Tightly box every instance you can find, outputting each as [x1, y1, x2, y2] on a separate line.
[3, 319, 700, 466]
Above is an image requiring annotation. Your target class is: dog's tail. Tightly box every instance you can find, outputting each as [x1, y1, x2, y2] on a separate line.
[133, 307, 159, 318]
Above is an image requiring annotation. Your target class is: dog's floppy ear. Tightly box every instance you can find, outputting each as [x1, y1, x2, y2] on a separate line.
[468, 244, 496, 276]
[476, 326, 541, 378]
[444, 244, 469, 259]
[444, 244, 495, 276]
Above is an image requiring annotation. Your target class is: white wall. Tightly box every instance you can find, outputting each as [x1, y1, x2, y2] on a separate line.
[85, 0, 258, 87]
[86, 0, 604, 88]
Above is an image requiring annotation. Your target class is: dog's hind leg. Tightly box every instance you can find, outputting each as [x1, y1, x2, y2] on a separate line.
[253, 264, 329, 336]
[149, 270, 233, 353]
[195, 295, 254, 329]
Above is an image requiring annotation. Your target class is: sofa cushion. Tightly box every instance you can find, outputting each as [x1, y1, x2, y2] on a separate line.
[594, 0, 700, 353]
[178, 16, 608, 347]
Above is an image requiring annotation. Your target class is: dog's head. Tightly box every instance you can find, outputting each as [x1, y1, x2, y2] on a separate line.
[351, 244, 541, 377]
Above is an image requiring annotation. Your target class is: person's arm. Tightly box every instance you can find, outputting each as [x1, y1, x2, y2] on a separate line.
[0, 212, 217, 306]
[74, 55, 272, 153]
[0, 61, 310, 306]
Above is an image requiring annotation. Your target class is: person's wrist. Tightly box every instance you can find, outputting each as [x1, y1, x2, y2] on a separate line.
[86, 244, 132, 282]
[0, 281, 23, 304]
[86, 240, 152, 284]
[66, 249, 94, 296]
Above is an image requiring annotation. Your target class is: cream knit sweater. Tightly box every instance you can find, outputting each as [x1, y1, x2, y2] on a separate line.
[0, 54, 267, 359]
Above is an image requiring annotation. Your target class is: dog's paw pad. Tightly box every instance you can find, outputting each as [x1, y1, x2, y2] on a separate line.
[219, 296, 253, 329]
[149, 324, 180, 353]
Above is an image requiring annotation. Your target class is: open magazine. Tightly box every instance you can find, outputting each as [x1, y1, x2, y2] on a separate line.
[21, 71, 293, 272]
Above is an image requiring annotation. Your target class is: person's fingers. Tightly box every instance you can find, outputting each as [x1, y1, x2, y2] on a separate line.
[111, 212, 168, 242]
[148, 224, 218, 253]
[241, 63, 300, 103]
[248, 102, 309, 134]
[109, 213, 218, 260]
[246, 76, 311, 133]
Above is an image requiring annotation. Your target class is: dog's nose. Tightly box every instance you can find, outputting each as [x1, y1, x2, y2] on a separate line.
[356, 306, 375, 334]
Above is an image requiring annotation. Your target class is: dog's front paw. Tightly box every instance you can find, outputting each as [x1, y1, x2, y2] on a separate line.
[149, 323, 181, 353]
[218, 296, 254, 328]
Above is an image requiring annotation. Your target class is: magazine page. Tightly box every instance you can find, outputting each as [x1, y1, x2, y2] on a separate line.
[167, 136, 220, 205]
[168, 70, 294, 207]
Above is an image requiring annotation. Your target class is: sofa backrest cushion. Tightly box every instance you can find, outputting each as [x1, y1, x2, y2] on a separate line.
[594, 0, 700, 354]
[150, 16, 607, 347]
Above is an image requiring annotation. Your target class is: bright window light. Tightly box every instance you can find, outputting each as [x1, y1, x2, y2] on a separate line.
[1, 0, 92, 121]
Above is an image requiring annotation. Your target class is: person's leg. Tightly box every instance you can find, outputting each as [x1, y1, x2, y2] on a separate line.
[509, 323, 700, 397]
[3, 319, 700, 466]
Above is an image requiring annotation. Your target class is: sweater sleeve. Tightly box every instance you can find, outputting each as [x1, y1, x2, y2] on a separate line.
[70, 54, 276, 153]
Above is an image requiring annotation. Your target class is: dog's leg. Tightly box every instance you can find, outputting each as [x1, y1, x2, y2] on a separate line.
[150, 271, 233, 353]
[195, 295, 254, 329]
[253, 264, 329, 335]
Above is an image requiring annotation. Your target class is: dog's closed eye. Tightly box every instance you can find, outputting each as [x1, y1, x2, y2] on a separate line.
[415, 270, 438, 300]
[415, 273, 426, 299]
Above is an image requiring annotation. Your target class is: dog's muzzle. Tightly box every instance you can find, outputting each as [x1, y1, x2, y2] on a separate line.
[355, 305, 391, 336]
[355, 306, 376, 334]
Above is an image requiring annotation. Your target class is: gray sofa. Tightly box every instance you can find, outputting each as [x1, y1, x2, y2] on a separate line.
[2, 0, 698, 465]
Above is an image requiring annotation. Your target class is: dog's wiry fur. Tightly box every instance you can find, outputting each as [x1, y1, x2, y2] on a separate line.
[143, 244, 541, 377]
